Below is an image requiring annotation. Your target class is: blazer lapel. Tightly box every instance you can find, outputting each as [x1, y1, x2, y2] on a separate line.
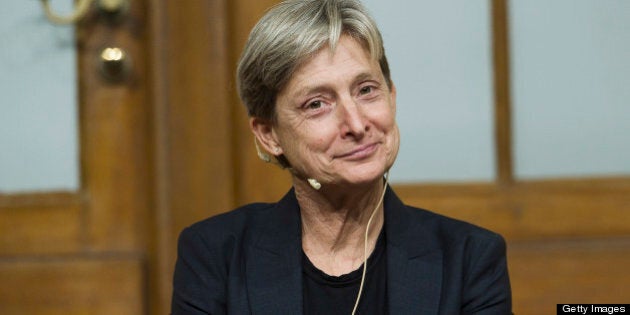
[247, 189, 303, 315]
[245, 187, 444, 314]
[385, 187, 443, 315]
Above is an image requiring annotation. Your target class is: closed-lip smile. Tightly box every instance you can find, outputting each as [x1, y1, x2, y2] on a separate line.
[335, 143, 379, 160]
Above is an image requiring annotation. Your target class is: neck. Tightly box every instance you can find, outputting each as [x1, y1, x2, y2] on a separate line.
[295, 176, 387, 276]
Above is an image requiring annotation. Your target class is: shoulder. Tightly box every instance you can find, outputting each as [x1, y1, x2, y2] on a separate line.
[390, 203, 507, 267]
[391, 201, 505, 247]
[384, 188, 511, 312]
[414, 209, 511, 312]
[384, 187, 505, 253]
[173, 202, 279, 289]
[179, 202, 275, 244]
[172, 202, 281, 314]
[395, 205, 511, 311]
[406, 204, 503, 243]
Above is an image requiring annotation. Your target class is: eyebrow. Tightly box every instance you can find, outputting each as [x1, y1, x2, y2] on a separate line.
[289, 71, 379, 99]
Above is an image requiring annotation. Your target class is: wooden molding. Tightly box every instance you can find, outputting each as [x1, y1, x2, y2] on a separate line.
[491, 0, 514, 185]
[0, 193, 84, 256]
[0, 192, 82, 209]
[394, 177, 630, 241]
[0, 256, 145, 314]
[148, 0, 234, 313]
[509, 237, 630, 313]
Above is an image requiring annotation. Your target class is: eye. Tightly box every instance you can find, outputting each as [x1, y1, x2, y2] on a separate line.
[301, 98, 331, 118]
[359, 86, 373, 95]
[306, 100, 322, 110]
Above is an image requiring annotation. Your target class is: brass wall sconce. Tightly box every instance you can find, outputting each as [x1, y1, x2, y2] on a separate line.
[40, 0, 128, 25]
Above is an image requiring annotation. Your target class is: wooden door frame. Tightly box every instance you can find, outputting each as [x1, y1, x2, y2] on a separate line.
[0, 0, 151, 313]
[148, 0, 236, 313]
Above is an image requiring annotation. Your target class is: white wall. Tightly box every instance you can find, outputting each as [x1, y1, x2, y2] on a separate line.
[0, 0, 79, 192]
[362, 0, 496, 183]
[510, 0, 630, 179]
[363, 0, 630, 183]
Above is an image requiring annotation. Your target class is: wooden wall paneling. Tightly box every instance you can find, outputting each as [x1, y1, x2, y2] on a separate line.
[506, 178, 630, 239]
[491, 0, 514, 185]
[228, 0, 292, 206]
[393, 183, 510, 233]
[149, 0, 234, 313]
[0, 193, 83, 255]
[0, 256, 145, 315]
[78, 0, 151, 252]
[147, 0, 172, 313]
[395, 178, 630, 241]
[509, 238, 630, 314]
[158, 0, 234, 233]
[2, 0, 157, 313]
[1, 0, 152, 313]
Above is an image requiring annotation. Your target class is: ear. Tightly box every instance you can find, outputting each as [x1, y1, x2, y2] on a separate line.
[249, 117, 283, 156]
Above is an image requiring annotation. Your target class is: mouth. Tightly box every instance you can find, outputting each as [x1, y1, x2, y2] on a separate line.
[335, 143, 379, 160]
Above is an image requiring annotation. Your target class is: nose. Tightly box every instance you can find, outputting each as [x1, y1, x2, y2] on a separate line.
[338, 96, 368, 139]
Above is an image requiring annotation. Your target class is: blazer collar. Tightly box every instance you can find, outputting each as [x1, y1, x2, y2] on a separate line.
[246, 187, 443, 315]
[385, 186, 443, 315]
[246, 189, 303, 315]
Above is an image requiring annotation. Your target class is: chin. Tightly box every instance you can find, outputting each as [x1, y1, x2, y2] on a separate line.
[337, 164, 387, 187]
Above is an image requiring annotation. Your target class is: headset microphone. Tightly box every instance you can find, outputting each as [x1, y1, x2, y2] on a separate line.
[307, 178, 322, 190]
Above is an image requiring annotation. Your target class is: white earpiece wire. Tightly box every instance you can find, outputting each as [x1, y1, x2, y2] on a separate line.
[351, 172, 389, 315]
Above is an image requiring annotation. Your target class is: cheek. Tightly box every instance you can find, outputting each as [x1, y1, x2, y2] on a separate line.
[287, 130, 331, 157]
[372, 106, 397, 131]
[314, 138, 325, 149]
[380, 111, 400, 154]
[385, 124, 401, 167]
[306, 136, 335, 160]
[391, 125, 401, 151]
[304, 122, 337, 148]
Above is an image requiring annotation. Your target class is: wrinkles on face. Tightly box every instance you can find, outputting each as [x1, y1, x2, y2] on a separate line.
[272, 35, 399, 187]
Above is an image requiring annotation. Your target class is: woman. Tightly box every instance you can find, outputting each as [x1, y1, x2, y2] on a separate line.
[172, 0, 512, 314]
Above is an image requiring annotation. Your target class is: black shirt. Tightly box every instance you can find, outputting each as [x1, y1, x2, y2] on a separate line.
[302, 228, 388, 315]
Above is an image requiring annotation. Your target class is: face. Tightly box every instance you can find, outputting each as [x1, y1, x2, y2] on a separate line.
[252, 35, 400, 187]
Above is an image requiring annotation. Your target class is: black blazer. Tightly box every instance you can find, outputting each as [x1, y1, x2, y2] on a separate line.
[172, 187, 512, 314]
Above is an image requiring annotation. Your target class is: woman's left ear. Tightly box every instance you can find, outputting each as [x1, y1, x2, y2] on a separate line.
[249, 117, 282, 156]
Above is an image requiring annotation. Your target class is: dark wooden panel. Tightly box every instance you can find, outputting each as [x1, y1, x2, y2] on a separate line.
[149, 0, 235, 313]
[491, 0, 514, 185]
[78, 0, 151, 252]
[229, 0, 293, 206]
[394, 178, 630, 240]
[0, 256, 145, 315]
[508, 238, 630, 314]
[0, 193, 83, 255]
[159, 0, 234, 240]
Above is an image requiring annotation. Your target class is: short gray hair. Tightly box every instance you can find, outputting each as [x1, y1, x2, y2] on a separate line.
[237, 0, 391, 121]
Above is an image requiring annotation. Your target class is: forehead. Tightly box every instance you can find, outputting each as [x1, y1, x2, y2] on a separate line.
[280, 36, 381, 97]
